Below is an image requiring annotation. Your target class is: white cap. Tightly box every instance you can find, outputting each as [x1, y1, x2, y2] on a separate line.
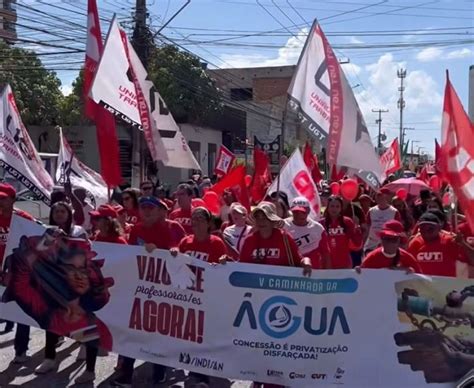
[290, 196, 310, 209]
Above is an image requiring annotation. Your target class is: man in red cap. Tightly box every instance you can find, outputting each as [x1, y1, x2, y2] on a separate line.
[360, 220, 422, 273]
[0, 183, 35, 362]
[363, 187, 400, 255]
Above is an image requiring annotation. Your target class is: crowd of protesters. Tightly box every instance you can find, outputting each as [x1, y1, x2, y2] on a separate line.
[0, 170, 473, 388]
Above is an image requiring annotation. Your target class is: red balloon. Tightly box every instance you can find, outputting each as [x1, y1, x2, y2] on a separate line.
[429, 175, 441, 192]
[330, 182, 340, 196]
[245, 175, 252, 186]
[340, 179, 359, 201]
[396, 188, 408, 201]
[202, 191, 221, 215]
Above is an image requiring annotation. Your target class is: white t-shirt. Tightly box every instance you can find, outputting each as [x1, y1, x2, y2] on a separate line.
[283, 218, 325, 256]
[364, 205, 399, 251]
[223, 224, 252, 253]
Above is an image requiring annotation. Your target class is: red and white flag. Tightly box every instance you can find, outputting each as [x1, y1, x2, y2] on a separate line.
[0, 85, 53, 204]
[379, 138, 401, 181]
[266, 149, 321, 219]
[288, 21, 382, 186]
[56, 129, 108, 207]
[214, 145, 235, 176]
[440, 72, 474, 230]
[90, 18, 200, 170]
[83, 0, 121, 187]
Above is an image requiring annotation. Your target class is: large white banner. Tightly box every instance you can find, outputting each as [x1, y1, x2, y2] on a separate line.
[55, 130, 108, 207]
[0, 85, 54, 204]
[90, 19, 200, 170]
[1, 216, 472, 387]
[266, 149, 321, 220]
[288, 21, 382, 186]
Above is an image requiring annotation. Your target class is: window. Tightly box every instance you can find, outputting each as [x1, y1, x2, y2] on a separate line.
[188, 141, 201, 170]
[230, 88, 253, 101]
[208, 143, 217, 176]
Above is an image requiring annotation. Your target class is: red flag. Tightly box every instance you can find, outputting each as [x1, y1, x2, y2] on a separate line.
[211, 165, 250, 210]
[249, 147, 272, 203]
[440, 71, 474, 230]
[330, 165, 346, 181]
[303, 142, 323, 184]
[435, 139, 444, 177]
[418, 164, 429, 183]
[84, 0, 121, 187]
[379, 138, 401, 179]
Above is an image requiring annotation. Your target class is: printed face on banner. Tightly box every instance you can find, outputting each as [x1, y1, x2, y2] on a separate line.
[1, 228, 113, 349]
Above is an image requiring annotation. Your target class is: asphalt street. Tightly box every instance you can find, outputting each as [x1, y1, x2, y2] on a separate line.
[0, 326, 252, 388]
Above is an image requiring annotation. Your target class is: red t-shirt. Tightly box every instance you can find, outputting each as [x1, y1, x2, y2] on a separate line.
[459, 222, 474, 247]
[128, 220, 185, 249]
[178, 234, 227, 264]
[362, 247, 423, 273]
[93, 233, 128, 245]
[240, 228, 302, 267]
[125, 208, 140, 225]
[169, 208, 193, 235]
[0, 209, 34, 265]
[407, 232, 467, 277]
[326, 217, 362, 269]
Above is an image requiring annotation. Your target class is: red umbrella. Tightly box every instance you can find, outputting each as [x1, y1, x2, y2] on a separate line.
[384, 178, 430, 196]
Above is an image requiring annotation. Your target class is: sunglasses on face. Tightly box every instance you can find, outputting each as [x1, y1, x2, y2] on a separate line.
[142, 186, 153, 191]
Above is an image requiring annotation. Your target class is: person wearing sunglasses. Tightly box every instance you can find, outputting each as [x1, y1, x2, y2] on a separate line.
[139, 180, 155, 197]
[359, 220, 421, 273]
[121, 188, 140, 225]
[408, 212, 474, 277]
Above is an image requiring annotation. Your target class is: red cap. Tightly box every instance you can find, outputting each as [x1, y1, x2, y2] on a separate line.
[89, 204, 118, 219]
[0, 183, 16, 199]
[379, 220, 406, 240]
[378, 187, 391, 196]
[113, 204, 126, 215]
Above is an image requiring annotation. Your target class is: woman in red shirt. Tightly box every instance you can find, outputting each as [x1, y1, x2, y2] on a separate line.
[90, 205, 128, 245]
[323, 196, 362, 269]
[175, 207, 228, 264]
[121, 188, 140, 225]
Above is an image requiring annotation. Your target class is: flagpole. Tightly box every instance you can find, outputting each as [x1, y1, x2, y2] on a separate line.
[277, 97, 288, 193]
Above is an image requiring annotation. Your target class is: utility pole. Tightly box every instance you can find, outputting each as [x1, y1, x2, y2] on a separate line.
[372, 108, 389, 153]
[410, 140, 420, 169]
[397, 68, 407, 157]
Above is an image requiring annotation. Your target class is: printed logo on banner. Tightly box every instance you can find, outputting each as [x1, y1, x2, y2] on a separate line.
[178, 352, 224, 372]
[334, 367, 345, 381]
[312, 373, 327, 380]
[233, 294, 350, 339]
[289, 372, 306, 380]
[267, 369, 284, 377]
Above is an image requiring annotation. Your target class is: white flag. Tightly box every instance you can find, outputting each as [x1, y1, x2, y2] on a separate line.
[0, 85, 53, 204]
[266, 149, 321, 220]
[90, 19, 200, 170]
[56, 130, 108, 208]
[288, 21, 382, 184]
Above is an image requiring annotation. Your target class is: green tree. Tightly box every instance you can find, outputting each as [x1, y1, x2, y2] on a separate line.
[59, 69, 89, 126]
[0, 42, 64, 125]
[148, 44, 222, 123]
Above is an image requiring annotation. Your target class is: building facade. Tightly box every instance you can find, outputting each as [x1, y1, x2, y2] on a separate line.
[0, 0, 16, 44]
[209, 65, 310, 171]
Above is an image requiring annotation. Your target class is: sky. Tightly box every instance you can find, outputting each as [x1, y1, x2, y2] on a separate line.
[15, 0, 474, 157]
